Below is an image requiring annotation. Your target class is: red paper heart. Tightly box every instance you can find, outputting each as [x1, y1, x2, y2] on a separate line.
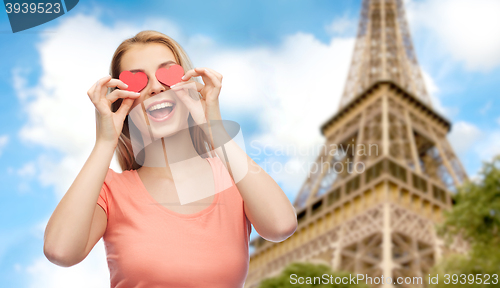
[119, 71, 148, 92]
[156, 64, 184, 87]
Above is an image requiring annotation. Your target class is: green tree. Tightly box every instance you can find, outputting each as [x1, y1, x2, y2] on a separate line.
[258, 262, 369, 288]
[429, 156, 500, 287]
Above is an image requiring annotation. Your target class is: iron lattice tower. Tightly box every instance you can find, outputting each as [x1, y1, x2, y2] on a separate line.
[246, 0, 468, 287]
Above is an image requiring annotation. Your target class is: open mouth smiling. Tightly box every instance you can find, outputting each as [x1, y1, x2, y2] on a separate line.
[146, 100, 176, 122]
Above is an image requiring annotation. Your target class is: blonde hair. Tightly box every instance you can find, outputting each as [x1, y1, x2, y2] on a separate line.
[109, 30, 214, 171]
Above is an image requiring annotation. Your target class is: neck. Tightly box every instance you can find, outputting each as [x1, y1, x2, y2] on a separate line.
[139, 128, 200, 178]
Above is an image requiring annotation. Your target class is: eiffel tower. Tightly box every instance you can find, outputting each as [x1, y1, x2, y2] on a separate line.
[245, 0, 468, 287]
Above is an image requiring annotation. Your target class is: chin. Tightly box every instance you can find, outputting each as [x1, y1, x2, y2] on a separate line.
[150, 122, 188, 139]
[148, 106, 190, 140]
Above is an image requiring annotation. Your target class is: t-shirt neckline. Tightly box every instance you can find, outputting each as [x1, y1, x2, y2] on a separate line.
[132, 157, 220, 219]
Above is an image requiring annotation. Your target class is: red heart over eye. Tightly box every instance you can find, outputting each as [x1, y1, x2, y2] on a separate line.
[156, 64, 184, 87]
[119, 71, 148, 92]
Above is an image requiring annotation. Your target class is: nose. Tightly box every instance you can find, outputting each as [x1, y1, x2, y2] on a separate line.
[148, 74, 166, 96]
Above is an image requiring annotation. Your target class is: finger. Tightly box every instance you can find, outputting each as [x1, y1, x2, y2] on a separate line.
[182, 67, 220, 88]
[200, 68, 221, 88]
[106, 89, 141, 103]
[92, 75, 111, 103]
[181, 68, 210, 82]
[171, 81, 204, 93]
[182, 67, 222, 82]
[171, 81, 205, 101]
[106, 78, 129, 90]
[204, 67, 223, 81]
[116, 98, 134, 120]
[196, 68, 221, 102]
[98, 75, 112, 84]
[180, 69, 196, 81]
[96, 76, 127, 98]
[88, 75, 111, 101]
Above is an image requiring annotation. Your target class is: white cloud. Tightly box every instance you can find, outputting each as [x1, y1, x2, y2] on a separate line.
[17, 162, 36, 177]
[421, 70, 447, 115]
[0, 135, 9, 156]
[15, 218, 109, 288]
[448, 121, 482, 157]
[407, 0, 500, 71]
[447, 121, 500, 168]
[479, 101, 492, 115]
[325, 15, 357, 36]
[24, 240, 109, 288]
[476, 131, 500, 161]
[419, 69, 461, 119]
[17, 162, 37, 193]
[0, 228, 25, 267]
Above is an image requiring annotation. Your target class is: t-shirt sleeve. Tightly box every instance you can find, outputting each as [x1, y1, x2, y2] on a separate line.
[96, 169, 113, 219]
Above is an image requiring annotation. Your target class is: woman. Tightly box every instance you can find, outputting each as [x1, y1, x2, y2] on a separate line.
[43, 30, 297, 287]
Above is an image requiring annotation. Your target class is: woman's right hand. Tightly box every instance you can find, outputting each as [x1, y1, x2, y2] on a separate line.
[87, 75, 141, 146]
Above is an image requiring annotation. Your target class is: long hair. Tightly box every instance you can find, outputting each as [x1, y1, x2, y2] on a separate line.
[108, 30, 214, 171]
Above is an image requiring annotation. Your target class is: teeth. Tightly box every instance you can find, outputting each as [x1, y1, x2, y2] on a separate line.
[148, 102, 174, 112]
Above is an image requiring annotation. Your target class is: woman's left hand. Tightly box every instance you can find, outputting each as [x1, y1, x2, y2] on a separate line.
[170, 67, 223, 130]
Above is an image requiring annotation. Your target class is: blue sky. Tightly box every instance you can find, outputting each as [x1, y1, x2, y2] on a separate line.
[1, 0, 499, 287]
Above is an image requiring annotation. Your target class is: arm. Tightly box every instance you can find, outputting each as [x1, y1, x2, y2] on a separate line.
[43, 76, 139, 266]
[210, 124, 298, 242]
[174, 68, 298, 242]
[43, 141, 114, 266]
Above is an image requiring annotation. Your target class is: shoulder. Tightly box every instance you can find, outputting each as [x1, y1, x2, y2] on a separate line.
[206, 156, 230, 176]
[103, 168, 137, 190]
[206, 157, 235, 191]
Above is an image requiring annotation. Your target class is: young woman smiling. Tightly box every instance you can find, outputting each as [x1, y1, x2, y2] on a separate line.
[43, 30, 297, 287]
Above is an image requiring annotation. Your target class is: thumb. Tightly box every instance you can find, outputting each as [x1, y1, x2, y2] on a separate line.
[116, 98, 134, 120]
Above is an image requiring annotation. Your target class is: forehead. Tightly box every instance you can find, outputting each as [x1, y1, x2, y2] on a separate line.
[120, 43, 177, 72]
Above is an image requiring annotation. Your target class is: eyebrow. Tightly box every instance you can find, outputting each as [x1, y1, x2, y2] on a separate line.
[129, 60, 177, 73]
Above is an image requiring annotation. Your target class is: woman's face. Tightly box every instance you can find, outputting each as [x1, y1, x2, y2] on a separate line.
[120, 43, 190, 144]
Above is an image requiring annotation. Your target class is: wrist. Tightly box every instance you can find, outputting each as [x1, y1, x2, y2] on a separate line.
[209, 122, 228, 136]
[94, 139, 118, 153]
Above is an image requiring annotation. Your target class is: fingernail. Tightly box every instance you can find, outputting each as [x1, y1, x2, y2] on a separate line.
[204, 69, 209, 73]
[124, 84, 129, 88]
[170, 84, 176, 88]
[181, 75, 186, 80]
[135, 92, 141, 95]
